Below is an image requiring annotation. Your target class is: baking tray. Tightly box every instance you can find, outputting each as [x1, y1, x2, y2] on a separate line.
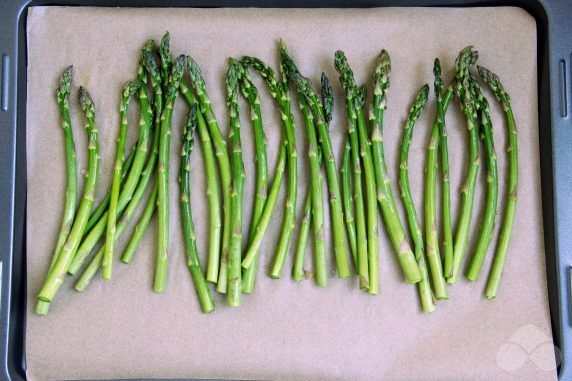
[0, 0, 570, 380]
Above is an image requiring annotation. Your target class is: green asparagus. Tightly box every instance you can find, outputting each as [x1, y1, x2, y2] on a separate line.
[187, 56, 232, 294]
[478, 65, 518, 299]
[398, 84, 435, 312]
[36, 66, 78, 315]
[103, 80, 141, 280]
[466, 77, 498, 281]
[448, 46, 480, 284]
[423, 58, 450, 299]
[366, 50, 422, 287]
[179, 104, 215, 313]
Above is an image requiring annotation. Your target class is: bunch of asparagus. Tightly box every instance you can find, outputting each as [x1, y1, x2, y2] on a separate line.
[37, 35, 518, 315]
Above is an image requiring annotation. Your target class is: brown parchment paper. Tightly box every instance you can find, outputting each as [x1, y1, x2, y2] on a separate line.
[26, 6, 555, 381]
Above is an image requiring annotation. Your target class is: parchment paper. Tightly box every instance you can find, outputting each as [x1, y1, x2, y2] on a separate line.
[26, 7, 555, 380]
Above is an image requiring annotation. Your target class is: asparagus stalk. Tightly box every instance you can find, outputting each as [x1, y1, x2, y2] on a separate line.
[423, 58, 451, 299]
[293, 191, 312, 282]
[155, 55, 186, 292]
[291, 73, 338, 280]
[465, 77, 498, 281]
[448, 46, 480, 284]
[290, 92, 325, 284]
[341, 127, 365, 275]
[51, 66, 77, 259]
[433, 60, 456, 279]
[179, 82, 222, 283]
[85, 146, 136, 234]
[187, 56, 232, 294]
[36, 66, 78, 315]
[103, 80, 141, 280]
[477, 65, 518, 299]
[356, 87, 383, 292]
[267, 43, 298, 280]
[398, 84, 435, 313]
[179, 104, 215, 313]
[68, 48, 156, 275]
[118, 184, 158, 266]
[296, 96, 327, 286]
[240, 146, 287, 271]
[366, 50, 422, 287]
[341, 136, 357, 269]
[284, 53, 350, 279]
[37, 86, 100, 306]
[239, 56, 288, 271]
[334, 52, 371, 290]
[225, 60, 246, 306]
[240, 65, 268, 293]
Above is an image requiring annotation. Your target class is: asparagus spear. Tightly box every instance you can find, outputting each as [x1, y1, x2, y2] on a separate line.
[341, 136, 357, 269]
[156, 55, 186, 292]
[477, 65, 518, 299]
[36, 66, 78, 315]
[118, 184, 158, 266]
[366, 50, 422, 287]
[433, 60, 456, 280]
[179, 104, 215, 313]
[398, 84, 435, 313]
[239, 65, 268, 293]
[103, 80, 141, 280]
[292, 73, 336, 280]
[465, 77, 498, 281]
[295, 96, 327, 286]
[267, 43, 298, 280]
[179, 82, 222, 283]
[225, 59, 246, 306]
[240, 146, 287, 271]
[284, 50, 350, 280]
[68, 48, 156, 275]
[51, 66, 77, 260]
[239, 56, 288, 271]
[293, 191, 312, 282]
[448, 46, 480, 284]
[37, 86, 100, 306]
[334, 52, 371, 290]
[187, 56, 232, 294]
[423, 58, 451, 299]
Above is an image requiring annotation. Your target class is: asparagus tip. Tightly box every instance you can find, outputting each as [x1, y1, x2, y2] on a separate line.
[477, 65, 510, 104]
[408, 84, 430, 124]
[78, 86, 94, 112]
[433, 58, 443, 96]
[57, 65, 73, 97]
[320, 72, 334, 124]
[122, 79, 142, 99]
[373, 50, 391, 99]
